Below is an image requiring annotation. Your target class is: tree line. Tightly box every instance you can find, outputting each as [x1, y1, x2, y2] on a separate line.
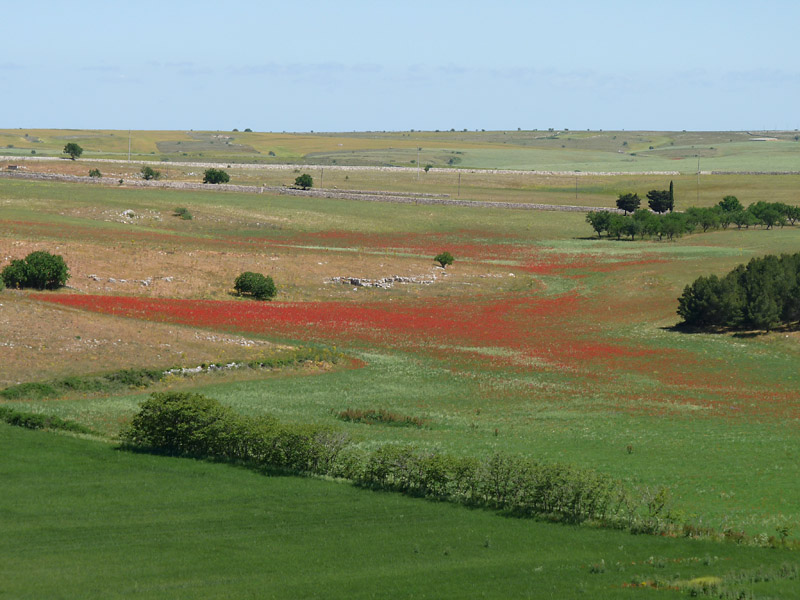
[677, 252, 800, 331]
[587, 197, 800, 241]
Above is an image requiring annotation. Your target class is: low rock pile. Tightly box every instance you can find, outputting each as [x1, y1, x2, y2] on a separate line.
[328, 274, 437, 289]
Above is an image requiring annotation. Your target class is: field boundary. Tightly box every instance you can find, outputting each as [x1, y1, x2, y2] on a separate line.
[0, 154, 680, 176]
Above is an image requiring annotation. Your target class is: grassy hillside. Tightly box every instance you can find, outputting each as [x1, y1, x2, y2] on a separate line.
[3, 424, 799, 599]
[2, 128, 799, 172]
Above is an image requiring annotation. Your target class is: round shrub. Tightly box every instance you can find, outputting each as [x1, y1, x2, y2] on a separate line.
[234, 271, 276, 301]
[1, 251, 69, 290]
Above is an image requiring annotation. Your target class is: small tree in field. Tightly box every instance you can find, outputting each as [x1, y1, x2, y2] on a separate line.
[1, 250, 69, 290]
[63, 143, 83, 160]
[234, 272, 276, 300]
[294, 173, 313, 189]
[434, 252, 454, 268]
[88, 168, 102, 178]
[141, 165, 161, 180]
[203, 168, 230, 184]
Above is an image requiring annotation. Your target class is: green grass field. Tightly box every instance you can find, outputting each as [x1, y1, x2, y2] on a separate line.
[1, 159, 799, 597]
[4, 424, 799, 599]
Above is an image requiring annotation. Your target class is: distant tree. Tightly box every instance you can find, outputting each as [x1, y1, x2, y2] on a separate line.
[606, 214, 628, 240]
[434, 251, 454, 268]
[616, 192, 640, 214]
[234, 272, 276, 300]
[424, 164, 432, 173]
[244, 128, 253, 132]
[294, 173, 313, 189]
[1, 251, 69, 290]
[141, 165, 162, 180]
[731, 210, 756, 229]
[63, 143, 83, 160]
[203, 168, 230, 184]
[585, 211, 612, 238]
[88, 168, 102, 178]
[646, 189, 671, 213]
[718, 195, 743, 212]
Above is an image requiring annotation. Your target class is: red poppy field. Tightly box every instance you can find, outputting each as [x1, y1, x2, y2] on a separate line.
[3, 176, 800, 536]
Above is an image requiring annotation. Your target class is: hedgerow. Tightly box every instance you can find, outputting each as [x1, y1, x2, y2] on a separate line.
[122, 392, 667, 530]
[0, 406, 94, 435]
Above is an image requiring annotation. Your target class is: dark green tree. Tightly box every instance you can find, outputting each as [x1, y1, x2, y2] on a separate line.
[719, 195, 743, 212]
[203, 168, 230, 184]
[646, 189, 671, 213]
[294, 173, 313, 189]
[88, 168, 102, 178]
[434, 251, 454, 268]
[63, 143, 83, 160]
[668, 180, 674, 212]
[616, 192, 640, 214]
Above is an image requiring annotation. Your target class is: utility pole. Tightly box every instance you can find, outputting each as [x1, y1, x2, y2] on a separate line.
[575, 174, 578, 200]
[321, 167, 324, 189]
[457, 171, 461, 197]
[417, 147, 421, 181]
[696, 158, 700, 204]
[128, 130, 131, 163]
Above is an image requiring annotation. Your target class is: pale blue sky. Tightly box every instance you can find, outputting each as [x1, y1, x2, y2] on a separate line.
[3, 1, 798, 131]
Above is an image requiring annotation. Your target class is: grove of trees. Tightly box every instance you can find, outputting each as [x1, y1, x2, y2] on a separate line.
[1, 251, 70, 290]
[677, 252, 800, 331]
[587, 199, 800, 241]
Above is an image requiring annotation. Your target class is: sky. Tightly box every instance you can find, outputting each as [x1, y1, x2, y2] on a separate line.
[2, 0, 799, 132]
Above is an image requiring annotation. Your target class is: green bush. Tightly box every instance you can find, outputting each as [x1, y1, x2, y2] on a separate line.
[234, 271, 276, 301]
[173, 207, 193, 220]
[88, 168, 102, 178]
[203, 168, 230, 184]
[141, 165, 161, 180]
[1, 251, 69, 290]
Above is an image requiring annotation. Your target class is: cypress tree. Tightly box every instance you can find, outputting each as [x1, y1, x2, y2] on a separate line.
[668, 180, 674, 212]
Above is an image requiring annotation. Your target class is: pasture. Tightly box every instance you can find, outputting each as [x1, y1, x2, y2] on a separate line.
[1, 155, 799, 597]
[2, 127, 800, 172]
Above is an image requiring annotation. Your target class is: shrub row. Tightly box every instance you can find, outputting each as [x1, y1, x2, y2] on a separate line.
[122, 392, 663, 528]
[0, 367, 165, 400]
[0, 406, 94, 435]
[336, 407, 427, 428]
[678, 252, 800, 330]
